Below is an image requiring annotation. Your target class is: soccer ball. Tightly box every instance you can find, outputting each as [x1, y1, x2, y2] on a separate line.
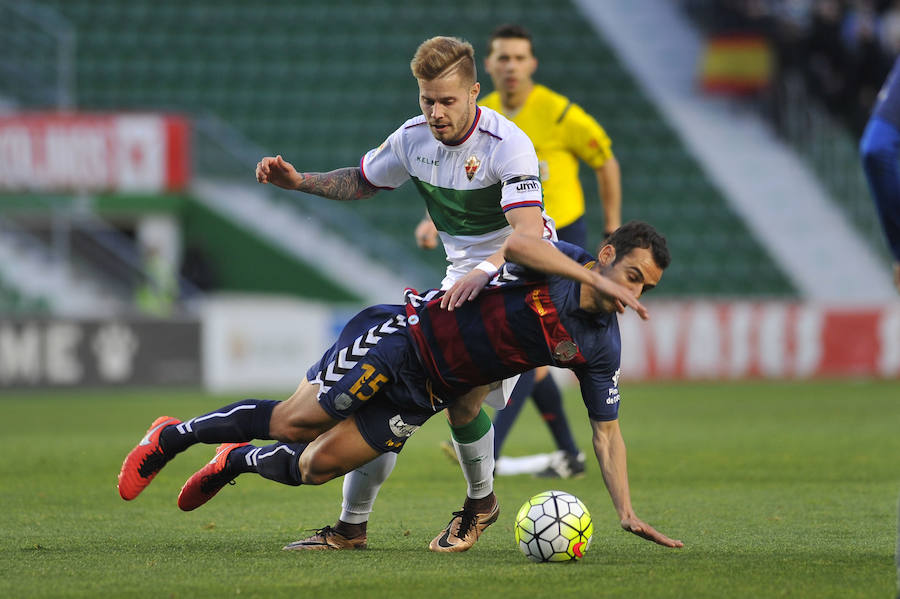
[514, 490, 593, 562]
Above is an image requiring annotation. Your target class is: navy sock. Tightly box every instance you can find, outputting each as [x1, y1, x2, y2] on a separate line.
[491, 369, 536, 459]
[160, 399, 278, 455]
[229, 442, 306, 486]
[531, 376, 579, 455]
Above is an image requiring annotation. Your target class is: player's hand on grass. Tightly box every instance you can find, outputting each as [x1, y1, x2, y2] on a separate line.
[415, 218, 439, 250]
[621, 516, 683, 548]
[589, 273, 649, 320]
[440, 269, 491, 311]
[256, 155, 300, 190]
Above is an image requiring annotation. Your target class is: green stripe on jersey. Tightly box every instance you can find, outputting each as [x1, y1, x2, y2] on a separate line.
[411, 178, 508, 236]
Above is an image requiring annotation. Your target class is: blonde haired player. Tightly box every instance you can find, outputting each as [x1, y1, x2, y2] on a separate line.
[419, 25, 622, 478]
[254, 35, 555, 552]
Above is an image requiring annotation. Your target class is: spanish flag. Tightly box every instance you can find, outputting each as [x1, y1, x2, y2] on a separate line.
[699, 34, 773, 95]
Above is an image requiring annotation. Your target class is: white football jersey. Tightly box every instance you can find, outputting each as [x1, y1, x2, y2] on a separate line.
[361, 106, 556, 289]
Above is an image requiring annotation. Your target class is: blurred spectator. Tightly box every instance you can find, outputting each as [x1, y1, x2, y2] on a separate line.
[841, 0, 881, 51]
[880, 0, 900, 54]
[842, 0, 891, 130]
[807, 0, 851, 114]
[683, 0, 896, 136]
[135, 243, 177, 317]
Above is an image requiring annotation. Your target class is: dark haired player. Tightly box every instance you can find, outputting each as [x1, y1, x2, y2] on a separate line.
[118, 222, 683, 551]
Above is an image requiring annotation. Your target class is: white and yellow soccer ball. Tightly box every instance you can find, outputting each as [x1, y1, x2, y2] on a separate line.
[514, 490, 593, 562]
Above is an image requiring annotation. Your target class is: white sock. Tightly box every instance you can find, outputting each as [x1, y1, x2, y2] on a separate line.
[452, 424, 495, 499]
[339, 452, 397, 524]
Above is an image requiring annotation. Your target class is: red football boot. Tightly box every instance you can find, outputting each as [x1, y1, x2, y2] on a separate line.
[178, 442, 249, 511]
[118, 416, 181, 500]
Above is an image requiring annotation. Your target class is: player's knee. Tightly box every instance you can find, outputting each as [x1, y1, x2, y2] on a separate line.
[446, 401, 480, 426]
[446, 385, 489, 426]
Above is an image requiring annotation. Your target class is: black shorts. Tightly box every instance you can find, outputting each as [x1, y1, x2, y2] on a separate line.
[305, 304, 442, 453]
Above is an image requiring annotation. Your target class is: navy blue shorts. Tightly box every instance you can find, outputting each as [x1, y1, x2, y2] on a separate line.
[306, 304, 444, 453]
[557, 216, 587, 251]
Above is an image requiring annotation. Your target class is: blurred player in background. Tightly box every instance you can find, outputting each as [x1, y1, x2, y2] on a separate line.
[255, 36, 554, 552]
[418, 24, 623, 477]
[117, 222, 683, 551]
[858, 59, 900, 596]
[860, 54, 900, 293]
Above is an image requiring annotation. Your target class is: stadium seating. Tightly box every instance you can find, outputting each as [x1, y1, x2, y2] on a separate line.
[27, 0, 797, 297]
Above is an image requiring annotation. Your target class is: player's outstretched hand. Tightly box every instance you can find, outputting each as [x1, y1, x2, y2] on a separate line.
[440, 269, 491, 311]
[620, 516, 683, 548]
[589, 273, 649, 320]
[415, 218, 439, 250]
[256, 155, 300, 190]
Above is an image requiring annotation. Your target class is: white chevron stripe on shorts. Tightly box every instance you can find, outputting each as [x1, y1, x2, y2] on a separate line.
[312, 313, 407, 396]
[403, 288, 440, 308]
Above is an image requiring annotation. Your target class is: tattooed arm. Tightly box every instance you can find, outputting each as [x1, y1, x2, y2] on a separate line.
[256, 155, 378, 201]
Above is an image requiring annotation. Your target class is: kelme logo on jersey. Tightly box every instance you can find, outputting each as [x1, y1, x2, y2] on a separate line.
[464, 155, 481, 180]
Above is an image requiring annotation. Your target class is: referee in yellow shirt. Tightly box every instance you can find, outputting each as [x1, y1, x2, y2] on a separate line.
[481, 24, 622, 249]
[417, 24, 622, 477]
[483, 24, 622, 477]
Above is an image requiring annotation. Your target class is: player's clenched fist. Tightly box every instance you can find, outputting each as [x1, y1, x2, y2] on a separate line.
[415, 218, 439, 250]
[256, 155, 300, 190]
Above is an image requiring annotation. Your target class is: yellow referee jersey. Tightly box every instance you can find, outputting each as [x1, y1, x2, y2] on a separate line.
[480, 84, 614, 229]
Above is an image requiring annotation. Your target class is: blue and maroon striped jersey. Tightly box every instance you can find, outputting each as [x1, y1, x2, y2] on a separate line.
[404, 241, 622, 422]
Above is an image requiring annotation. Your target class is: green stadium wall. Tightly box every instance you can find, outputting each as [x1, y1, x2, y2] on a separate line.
[30, 0, 798, 298]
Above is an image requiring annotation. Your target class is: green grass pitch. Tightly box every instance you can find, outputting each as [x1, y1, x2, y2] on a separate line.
[1, 380, 898, 598]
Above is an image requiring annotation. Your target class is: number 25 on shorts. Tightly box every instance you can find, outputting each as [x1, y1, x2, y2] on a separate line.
[349, 363, 388, 401]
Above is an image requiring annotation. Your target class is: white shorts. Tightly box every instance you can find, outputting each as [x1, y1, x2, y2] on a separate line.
[484, 374, 520, 410]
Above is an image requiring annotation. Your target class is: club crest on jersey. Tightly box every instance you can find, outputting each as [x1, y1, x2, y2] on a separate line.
[553, 339, 578, 362]
[464, 155, 481, 180]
